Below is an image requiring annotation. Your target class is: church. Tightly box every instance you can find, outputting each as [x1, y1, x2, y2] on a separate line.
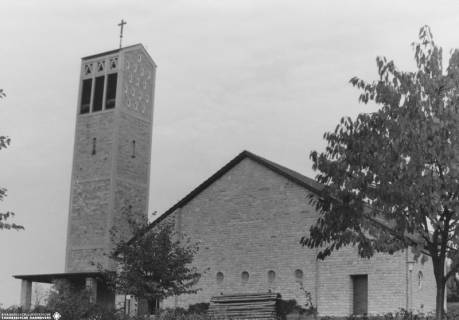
[14, 44, 437, 317]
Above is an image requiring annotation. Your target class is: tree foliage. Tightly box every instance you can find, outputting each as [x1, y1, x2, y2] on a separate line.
[301, 26, 459, 319]
[32, 283, 50, 309]
[47, 280, 113, 320]
[0, 89, 23, 231]
[106, 221, 201, 305]
[447, 275, 459, 303]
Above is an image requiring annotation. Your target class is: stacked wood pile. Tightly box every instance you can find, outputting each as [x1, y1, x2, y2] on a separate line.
[208, 292, 279, 319]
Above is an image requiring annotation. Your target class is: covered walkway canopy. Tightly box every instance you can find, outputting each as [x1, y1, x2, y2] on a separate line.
[13, 272, 108, 310]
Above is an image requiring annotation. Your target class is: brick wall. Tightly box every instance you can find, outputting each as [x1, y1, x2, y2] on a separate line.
[410, 253, 437, 314]
[67, 248, 107, 272]
[158, 157, 436, 316]
[68, 179, 111, 247]
[161, 158, 319, 308]
[317, 249, 407, 315]
[111, 110, 151, 245]
[116, 112, 150, 184]
[66, 108, 151, 272]
[112, 179, 148, 243]
[66, 112, 115, 272]
[72, 112, 115, 180]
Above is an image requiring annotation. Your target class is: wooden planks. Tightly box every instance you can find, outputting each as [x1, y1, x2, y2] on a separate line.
[209, 293, 279, 320]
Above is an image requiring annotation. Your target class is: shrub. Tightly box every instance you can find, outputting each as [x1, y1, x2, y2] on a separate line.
[46, 280, 117, 320]
[277, 299, 316, 320]
[187, 302, 209, 314]
[158, 308, 209, 320]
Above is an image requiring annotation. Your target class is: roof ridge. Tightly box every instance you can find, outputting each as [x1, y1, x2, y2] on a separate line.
[241, 150, 323, 192]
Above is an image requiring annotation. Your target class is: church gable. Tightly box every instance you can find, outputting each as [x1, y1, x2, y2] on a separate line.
[148, 150, 322, 232]
[178, 156, 319, 231]
[159, 153, 321, 307]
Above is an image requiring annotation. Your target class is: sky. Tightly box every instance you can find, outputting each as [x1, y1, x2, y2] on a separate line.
[1, 0, 459, 307]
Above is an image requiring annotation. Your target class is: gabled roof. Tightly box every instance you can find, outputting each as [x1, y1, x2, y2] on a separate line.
[145, 150, 323, 233]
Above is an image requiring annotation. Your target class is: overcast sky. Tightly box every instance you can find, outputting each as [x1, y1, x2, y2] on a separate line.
[1, 0, 459, 307]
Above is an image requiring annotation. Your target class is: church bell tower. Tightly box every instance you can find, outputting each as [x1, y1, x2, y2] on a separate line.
[65, 44, 156, 272]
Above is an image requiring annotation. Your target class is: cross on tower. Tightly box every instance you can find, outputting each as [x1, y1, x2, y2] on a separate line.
[118, 19, 127, 48]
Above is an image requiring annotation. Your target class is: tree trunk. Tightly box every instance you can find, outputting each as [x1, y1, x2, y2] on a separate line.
[435, 282, 445, 320]
[432, 251, 446, 320]
[433, 255, 446, 320]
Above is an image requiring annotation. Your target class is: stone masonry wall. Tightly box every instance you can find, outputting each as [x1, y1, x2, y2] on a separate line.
[67, 248, 107, 272]
[66, 112, 115, 272]
[162, 158, 320, 308]
[116, 112, 150, 184]
[68, 179, 111, 248]
[72, 112, 115, 180]
[111, 111, 151, 247]
[112, 179, 148, 243]
[410, 253, 437, 314]
[317, 249, 406, 316]
[67, 181, 111, 272]
[159, 158, 436, 316]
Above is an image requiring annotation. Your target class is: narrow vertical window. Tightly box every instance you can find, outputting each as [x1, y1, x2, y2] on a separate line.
[105, 73, 117, 109]
[92, 138, 97, 155]
[93, 76, 104, 112]
[131, 140, 136, 158]
[418, 271, 423, 289]
[80, 79, 92, 114]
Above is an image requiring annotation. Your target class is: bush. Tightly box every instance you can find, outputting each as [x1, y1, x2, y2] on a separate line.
[319, 309, 442, 320]
[187, 303, 209, 314]
[158, 308, 209, 320]
[0, 305, 23, 313]
[46, 280, 117, 320]
[276, 299, 316, 320]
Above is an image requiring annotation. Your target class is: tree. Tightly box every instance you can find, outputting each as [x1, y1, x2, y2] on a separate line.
[32, 283, 50, 309]
[106, 221, 201, 315]
[301, 26, 459, 320]
[0, 89, 23, 231]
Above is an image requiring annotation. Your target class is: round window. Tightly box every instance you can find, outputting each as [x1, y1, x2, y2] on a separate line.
[216, 272, 224, 284]
[241, 271, 249, 283]
[294, 269, 304, 281]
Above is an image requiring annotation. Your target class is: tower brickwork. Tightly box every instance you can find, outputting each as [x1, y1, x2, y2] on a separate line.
[65, 44, 156, 272]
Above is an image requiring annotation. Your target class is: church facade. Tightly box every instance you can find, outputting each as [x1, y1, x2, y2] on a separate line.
[15, 44, 438, 317]
[143, 151, 437, 317]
